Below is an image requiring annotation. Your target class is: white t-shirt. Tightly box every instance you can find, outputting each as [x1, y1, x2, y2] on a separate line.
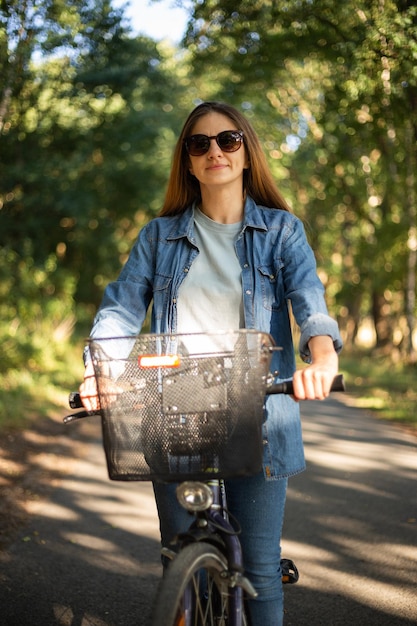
[177, 208, 244, 335]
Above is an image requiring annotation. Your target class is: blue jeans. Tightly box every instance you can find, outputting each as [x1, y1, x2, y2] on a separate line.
[153, 473, 288, 626]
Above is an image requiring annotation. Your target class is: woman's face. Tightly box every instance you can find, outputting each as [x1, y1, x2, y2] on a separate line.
[187, 112, 249, 192]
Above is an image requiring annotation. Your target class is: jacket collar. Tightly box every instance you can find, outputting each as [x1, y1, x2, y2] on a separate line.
[165, 196, 269, 242]
[242, 196, 269, 231]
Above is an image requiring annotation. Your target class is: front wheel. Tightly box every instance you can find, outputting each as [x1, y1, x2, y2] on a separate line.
[151, 541, 247, 626]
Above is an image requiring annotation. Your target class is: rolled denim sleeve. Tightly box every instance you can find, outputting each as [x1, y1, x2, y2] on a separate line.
[299, 313, 343, 362]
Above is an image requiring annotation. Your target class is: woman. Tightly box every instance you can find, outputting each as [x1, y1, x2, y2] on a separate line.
[80, 101, 342, 625]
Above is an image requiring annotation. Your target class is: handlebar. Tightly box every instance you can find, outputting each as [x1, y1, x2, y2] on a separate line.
[64, 374, 345, 424]
[63, 408, 100, 423]
[265, 373, 345, 395]
[63, 391, 100, 423]
[69, 391, 84, 409]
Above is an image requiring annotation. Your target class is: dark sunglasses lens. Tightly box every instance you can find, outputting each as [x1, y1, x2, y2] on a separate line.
[218, 131, 242, 152]
[186, 135, 210, 156]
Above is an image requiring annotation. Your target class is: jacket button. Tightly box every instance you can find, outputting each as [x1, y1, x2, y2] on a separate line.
[245, 289, 251, 295]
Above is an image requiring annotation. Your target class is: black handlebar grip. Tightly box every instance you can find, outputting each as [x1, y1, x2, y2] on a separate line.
[329, 373, 345, 392]
[69, 391, 83, 409]
[64, 391, 102, 424]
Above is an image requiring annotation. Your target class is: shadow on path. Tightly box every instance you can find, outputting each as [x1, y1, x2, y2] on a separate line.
[0, 417, 162, 625]
[283, 396, 417, 625]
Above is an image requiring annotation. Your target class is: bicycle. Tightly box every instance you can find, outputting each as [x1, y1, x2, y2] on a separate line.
[65, 330, 344, 626]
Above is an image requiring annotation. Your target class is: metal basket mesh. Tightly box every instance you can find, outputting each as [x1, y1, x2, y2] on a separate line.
[89, 331, 274, 482]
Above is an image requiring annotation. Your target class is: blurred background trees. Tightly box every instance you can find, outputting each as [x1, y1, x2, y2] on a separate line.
[184, 0, 417, 358]
[0, 0, 416, 422]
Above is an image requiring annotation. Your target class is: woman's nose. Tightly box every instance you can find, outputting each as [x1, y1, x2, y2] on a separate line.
[206, 137, 222, 157]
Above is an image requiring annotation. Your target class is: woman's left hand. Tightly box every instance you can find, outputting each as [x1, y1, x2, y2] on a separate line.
[291, 335, 339, 401]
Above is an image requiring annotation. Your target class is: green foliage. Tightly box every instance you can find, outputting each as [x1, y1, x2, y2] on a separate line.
[0, 246, 76, 372]
[1, 37, 188, 303]
[0, 1, 192, 408]
[0, 341, 85, 429]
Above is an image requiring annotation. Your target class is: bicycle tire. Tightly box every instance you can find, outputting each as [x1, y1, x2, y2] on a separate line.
[151, 541, 247, 626]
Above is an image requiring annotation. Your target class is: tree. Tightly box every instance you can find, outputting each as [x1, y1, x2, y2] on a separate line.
[0, 0, 193, 374]
[184, 0, 417, 358]
[1, 1, 190, 302]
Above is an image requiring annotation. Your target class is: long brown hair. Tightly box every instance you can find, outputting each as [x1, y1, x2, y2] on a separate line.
[159, 102, 290, 216]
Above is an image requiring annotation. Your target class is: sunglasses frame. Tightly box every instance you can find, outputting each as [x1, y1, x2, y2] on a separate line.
[184, 130, 244, 156]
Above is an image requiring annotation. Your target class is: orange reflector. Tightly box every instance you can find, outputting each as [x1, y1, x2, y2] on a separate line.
[138, 354, 181, 368]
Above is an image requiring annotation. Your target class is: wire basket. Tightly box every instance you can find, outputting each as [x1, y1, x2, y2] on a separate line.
[89, 330, 274, 482]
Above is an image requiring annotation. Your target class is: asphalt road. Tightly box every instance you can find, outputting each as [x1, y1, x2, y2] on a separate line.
[1, 394, 416, 625]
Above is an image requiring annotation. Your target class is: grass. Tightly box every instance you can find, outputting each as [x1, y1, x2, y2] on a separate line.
[0, 340, 85, 430]
[339, 350, 417, 430]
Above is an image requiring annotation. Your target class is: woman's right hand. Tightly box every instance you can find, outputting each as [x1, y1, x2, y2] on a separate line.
[79, 361, 100, 412]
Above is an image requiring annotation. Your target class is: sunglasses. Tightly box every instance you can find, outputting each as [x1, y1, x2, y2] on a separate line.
[184, 130, 244, 156]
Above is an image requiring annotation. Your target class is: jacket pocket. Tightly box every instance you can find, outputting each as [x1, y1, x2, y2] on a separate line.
[257, 263, 283, 311]
[152, 273, 172, 321]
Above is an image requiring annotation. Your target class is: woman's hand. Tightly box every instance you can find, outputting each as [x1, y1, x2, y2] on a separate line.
[292, 335, 339, 401]
[79, 361, 100, 412]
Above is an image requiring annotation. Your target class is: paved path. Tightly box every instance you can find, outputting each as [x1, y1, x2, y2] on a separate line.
[283, 396, 417, 625]
[1, 395, 416, 625]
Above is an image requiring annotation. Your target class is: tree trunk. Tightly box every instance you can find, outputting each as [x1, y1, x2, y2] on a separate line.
[371, 291, 392, 350]
[405, 118, 417, 362]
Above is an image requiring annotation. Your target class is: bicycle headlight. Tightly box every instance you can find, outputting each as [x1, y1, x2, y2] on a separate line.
[176, 482, 213, 512]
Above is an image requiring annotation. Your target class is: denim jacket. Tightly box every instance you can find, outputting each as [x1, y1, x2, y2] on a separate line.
[90, 196, 342, 479]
